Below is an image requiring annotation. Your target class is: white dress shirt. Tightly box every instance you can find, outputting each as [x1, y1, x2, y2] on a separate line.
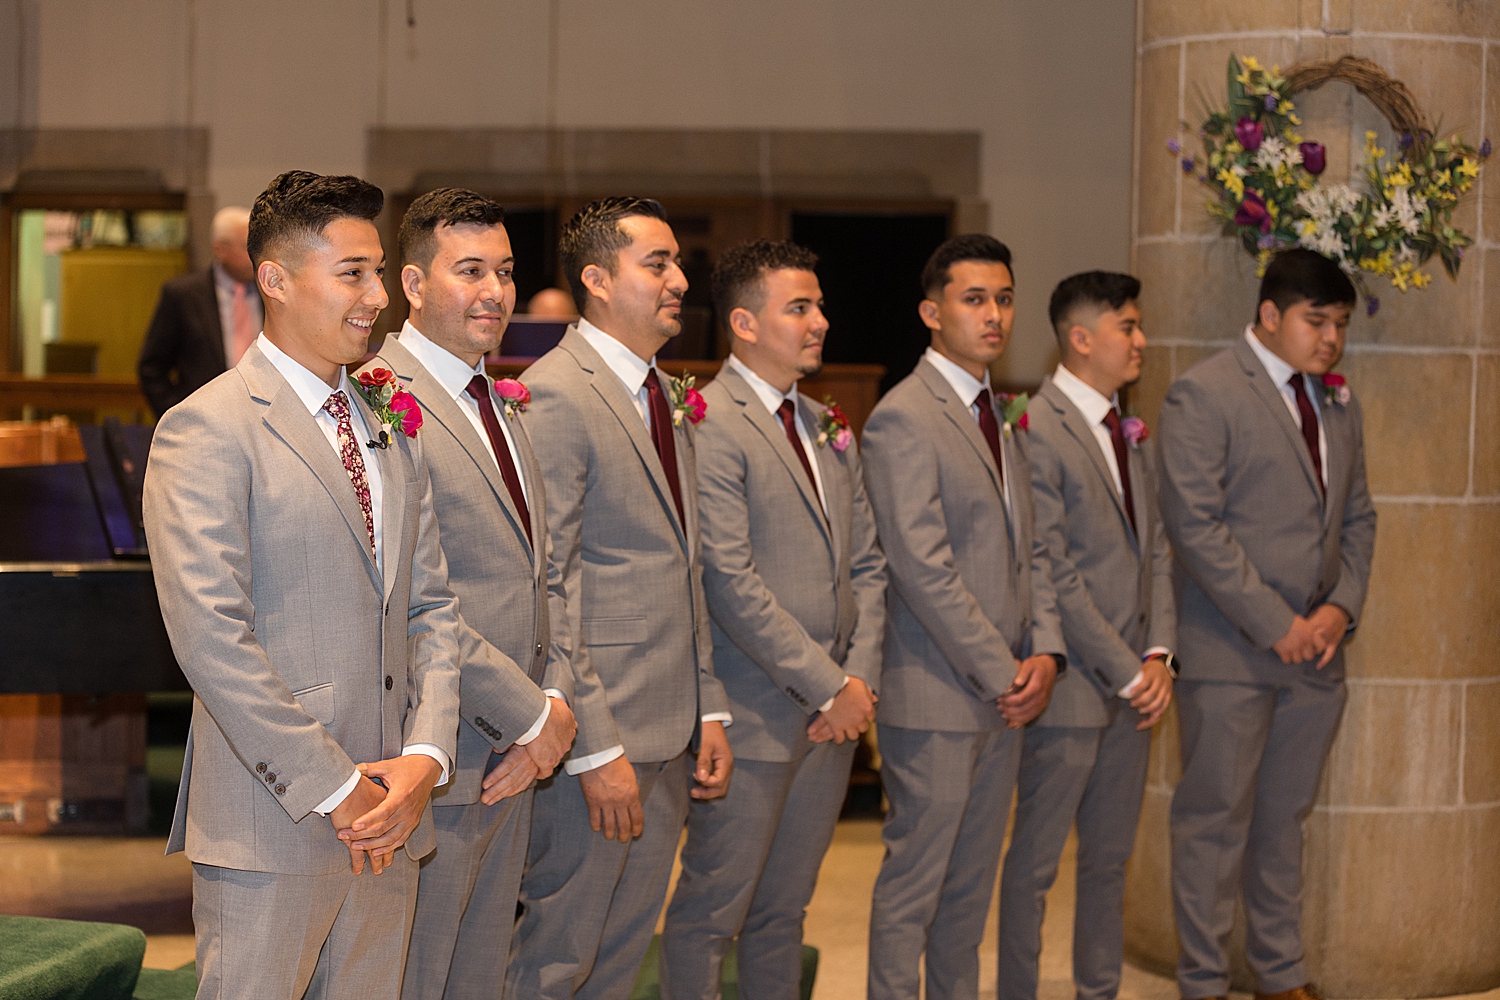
[923, 346, 1012, 514]
[395, 321, 557, 749]
[212, 261, 263, 364]
[567, 318, 731, 776]
[256, 334, 450, 813]
[1244, 327, 1327, 488]
[1050, 363, 1170, 696]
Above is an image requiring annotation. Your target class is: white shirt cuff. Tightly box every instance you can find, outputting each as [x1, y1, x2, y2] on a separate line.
[312, 769, 361, 816]
[542, 688, 567, 702]
[701, 712, 733, 727]
[818, 675, 852, 713]
[402, 744, 451, 787]
[563, 744, 626, 776]
[514, 698, 552, 746]
[1118, 648, 1173, 698]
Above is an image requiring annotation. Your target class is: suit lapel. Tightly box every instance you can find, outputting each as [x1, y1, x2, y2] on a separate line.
[508, 418, 549, 585]
[804, 400, 848, 569]
[1041, 378, 1135, 549]
[351, 386, 406, 603]
[1320, 391, 1348, 531]
[1236, 337, 1324, 507]
[917, 360, 1011, 537]
[244, 348, 381, 592]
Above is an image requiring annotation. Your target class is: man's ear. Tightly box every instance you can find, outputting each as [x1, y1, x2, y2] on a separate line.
[917, 298, 942, 333]
[1258, 298, 1282, 333]
[580, 263, 610, 308]
[1068, 323, 1092, 358]
[257, 260, 288, 305]
[401, 264, 426, 312]
[727, 306, 758, 345]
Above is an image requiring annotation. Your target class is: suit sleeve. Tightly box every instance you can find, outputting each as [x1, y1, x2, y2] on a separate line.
[138, 284, 188, 418]
[1143, 441, 1179, 654]
[142, 398, 355, 822]
[842, 438, 888, 693]
[443, 613, 548, 755]
[1325, 394, 1377, 627]
[1026, 410, 1140, 691]
[1015, 437, 1066, 662]
[862, 404, 1019, 700]
[532, 466, 577, 702]
[695, 413, 847, 714]
[681, 423, 730, 720]
[522, 379, 623, 760]
[1157, 376, 1298, 649]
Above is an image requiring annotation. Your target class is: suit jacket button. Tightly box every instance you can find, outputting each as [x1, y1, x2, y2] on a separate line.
[265, 773, 276, 783]
[256, 763, 267, 774]
[536, 643, 544, 655]
[385, 675, 393, 691]
[1139, 613, 1147, 624]
[274, 784, 285, 795]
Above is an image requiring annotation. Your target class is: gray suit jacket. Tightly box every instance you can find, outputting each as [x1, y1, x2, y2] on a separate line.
[694, 363, 887, 762]
[862, 357, 1065, 732]
[361, 336, 570, 806]
[521, 326, 728, 764]
[143, 343, 461, 875]
[1026, 377, 1176, 728]
[1157, 336, 1377, 684]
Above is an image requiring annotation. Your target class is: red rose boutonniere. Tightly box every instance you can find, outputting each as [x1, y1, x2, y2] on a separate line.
[998, 392, 1030, 437]
[1321, 372, 1351, 406]
[1122, 416, 1150, 446]
[815, 396, 854, 452]
[352, 367, 422, 448]
[494, 377, 530, 419]
[668, 372, 707, 427]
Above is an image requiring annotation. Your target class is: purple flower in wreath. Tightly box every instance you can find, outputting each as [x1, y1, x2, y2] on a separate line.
[1366, 296, 1380, 317]
[1398, 133, 1414, 151]
[1264, 94, 1278, 111]
[1233, 116, 1264, 152]
[1257, 233, 1277, 250]
[1181, 157, 1196, 173]
[1167, 138, 1181, 153]
[1234, 190, 1273, 234]
[1300, 142, 1327, 175]
[1481, 138, 1492, 158]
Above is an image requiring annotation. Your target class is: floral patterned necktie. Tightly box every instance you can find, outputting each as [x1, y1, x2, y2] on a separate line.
[323, 390, 375, 552]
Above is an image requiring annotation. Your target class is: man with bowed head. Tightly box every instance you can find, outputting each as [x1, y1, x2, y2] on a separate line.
[1159, 248, 1376, 1000]
[508, 197, 733, 999]
[357, 187, 579, 1000]
[142, 170, 462, 999]
[660, 240, 887, 998]
[862, 234, 1065, 1000]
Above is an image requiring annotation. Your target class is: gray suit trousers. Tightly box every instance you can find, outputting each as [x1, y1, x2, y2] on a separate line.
[1170, 676, 1346, 998]
[868, 725, 1021, 1000]
[508, 753, 691, 1000]
[996, 707, 1151, 1000]
[191, 858, 418, 1000]
[403, 788, 533, 1000]
[660, 741, 856, 1000]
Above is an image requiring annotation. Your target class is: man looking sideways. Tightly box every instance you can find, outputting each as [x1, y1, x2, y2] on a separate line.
[507, 197, 733, 1000]
[357, 187, 578, 1000]
[142, 170, 461, 1000]
[660, 240, 887, 999]
[862, 234, 1065, 1000]
[996, 271, 1176, 1000]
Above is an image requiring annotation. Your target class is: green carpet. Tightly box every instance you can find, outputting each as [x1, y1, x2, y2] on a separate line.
[0, 915, 146, 1000]
[629, 935, 819, 1000]
[131, 963, 198, 1000]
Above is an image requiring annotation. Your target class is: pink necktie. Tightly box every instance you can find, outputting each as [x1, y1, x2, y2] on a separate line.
[229, 283, 256, 365]
[323, 391, 375, 553]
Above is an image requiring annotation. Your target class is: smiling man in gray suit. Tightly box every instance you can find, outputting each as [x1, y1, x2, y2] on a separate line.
[507, 197, 734, 1000]
[1158, 249, 1376, 1000]
[659, 240, 887, 999]
[358, 188, 579, 1000]
[143, 171, 462, 1000]
[863, 234, 1065, 1000]
[997, 271, 1176, 1000]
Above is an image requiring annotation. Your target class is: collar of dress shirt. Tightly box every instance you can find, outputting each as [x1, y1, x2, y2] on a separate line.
[578, 316, 654, 397]
[257, 333, 354, 416]
[1051, 363, 1117, 427]
[726, 352, 797, 416]
[397, 320, 485, 401]
[1244, 325, 1301, 391]
[923, 345, 990, 409]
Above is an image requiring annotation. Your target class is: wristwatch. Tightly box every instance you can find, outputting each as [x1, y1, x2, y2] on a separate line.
[1048, 653, 1067, 676]
[1145, 651, 1177, 678]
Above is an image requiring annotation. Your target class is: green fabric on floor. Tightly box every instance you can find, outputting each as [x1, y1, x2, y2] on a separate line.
[0, 915, 146, 1000]
[630, 935, 818, 1000]
[132, 962, 199, 1000]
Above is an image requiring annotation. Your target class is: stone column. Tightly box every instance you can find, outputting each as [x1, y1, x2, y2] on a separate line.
[1125, 3, 1500, 997]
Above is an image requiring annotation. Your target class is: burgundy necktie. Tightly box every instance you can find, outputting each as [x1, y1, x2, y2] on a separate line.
[974, 387, 1005, 489]
[322, 391, 375, 553]
[643, 368, 686, 527]
[1286, 373, 1325, 499]
[776, 399, 824, 514]
[465, 375, 532, 547]
[1101, 408, 1138, 536]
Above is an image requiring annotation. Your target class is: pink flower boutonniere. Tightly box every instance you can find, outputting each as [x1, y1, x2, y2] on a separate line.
[1321, 372, 1351, 406]
[494, 377, 530, 419]
[1122, 416, 1150, 447]
[998, 392, 1030, 437]
[815, 396, 854, 452]
[668, 372, 707, 427]
[352, 367, 422, 447]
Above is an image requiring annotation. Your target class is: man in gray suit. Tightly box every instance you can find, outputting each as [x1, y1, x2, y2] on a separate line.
[660, 240, 887, 998]
[507, 197, 734, 1000]
[1158, 249, 1376, 1000]
[357, 188, 579, 1000]
[996, 271, 1176, 1000]
[142, 171, 464, 1000]
[863, 234, 1066, 1000]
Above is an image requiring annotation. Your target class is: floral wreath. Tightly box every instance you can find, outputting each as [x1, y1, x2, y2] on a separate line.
[1172, 55, 1489, 315]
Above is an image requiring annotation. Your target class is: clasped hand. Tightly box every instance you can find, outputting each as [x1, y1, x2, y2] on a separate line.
[329, 754, 443, 875]
[807, 677, 877, 744]
[1272, 604, 1349, 669]
[479, 696, 578, 806]
[996, 654, 1058, 728]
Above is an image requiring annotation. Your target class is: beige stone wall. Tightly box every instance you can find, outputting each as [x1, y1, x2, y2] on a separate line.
[1125, 2, 1500, 996]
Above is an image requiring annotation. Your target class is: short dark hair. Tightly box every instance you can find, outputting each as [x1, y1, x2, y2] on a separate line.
[1048, 271, 1142, 340]
[1257, 248, 1357, 321]
[247, 170, 384, 268]
[920, 233, 1014, 299]
[398, 187, 506, 271]
[711, 239, 820, 320]
[558, 196, 669, 313]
